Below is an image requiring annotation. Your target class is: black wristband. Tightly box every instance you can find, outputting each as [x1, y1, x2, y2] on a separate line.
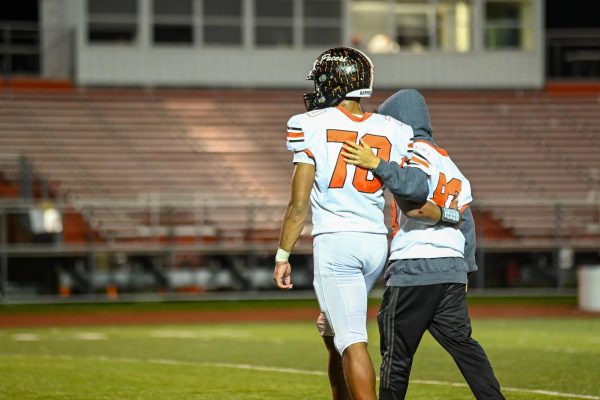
[439, 206, 461, 226]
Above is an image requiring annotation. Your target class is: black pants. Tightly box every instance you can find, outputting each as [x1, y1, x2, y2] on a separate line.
[378, 283, 505, 400]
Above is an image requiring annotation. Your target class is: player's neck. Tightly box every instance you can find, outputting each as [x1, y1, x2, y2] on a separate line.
[339, 99, 363, 116]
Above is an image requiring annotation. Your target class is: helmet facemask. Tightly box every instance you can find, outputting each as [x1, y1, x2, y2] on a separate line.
[303, 73, 345, 111]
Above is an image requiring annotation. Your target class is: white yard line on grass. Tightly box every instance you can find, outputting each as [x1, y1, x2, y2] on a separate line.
[11, 333, 40, 341]
[2, 353, 598, 400]
[73, 332, 108, 341]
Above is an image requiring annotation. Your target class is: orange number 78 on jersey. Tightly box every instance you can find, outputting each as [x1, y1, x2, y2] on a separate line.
[327, 129, 392, 194]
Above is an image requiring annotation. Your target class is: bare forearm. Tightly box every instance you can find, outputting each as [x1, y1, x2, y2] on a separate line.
[342, 141, 429, 203]
[404, 205, 440, 225]
[279, 202, 309, 251]
[397, 198, 440, 225]
[278, 162, 314, 253]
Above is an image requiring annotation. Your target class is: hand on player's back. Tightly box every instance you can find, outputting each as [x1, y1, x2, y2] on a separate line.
[448, 192, 462, 228]
[342, 140, 381, 170]
[273, 262, 293, 290]
[450, 192, 459, 210]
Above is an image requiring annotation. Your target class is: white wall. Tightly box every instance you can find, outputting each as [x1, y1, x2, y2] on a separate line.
[44, 0, 546, 89]
[78, 47, 544, 89]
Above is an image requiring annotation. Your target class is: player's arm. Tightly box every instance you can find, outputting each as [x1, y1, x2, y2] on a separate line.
[396, 198, 441, 225]
[279, 163, 314, 252]
[395, 196, 461, 226]
[342, 140, 460, 225]
[342, 139, 429, 203]
[274, 162, 315, 290]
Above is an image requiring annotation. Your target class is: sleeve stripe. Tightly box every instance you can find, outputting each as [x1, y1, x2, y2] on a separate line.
[412, 150, 430, 163]
[287, 138, 305, 143]
[287, 131, 305, 138]
[409, 156, 430, 168]
[287, 126, 303, 132]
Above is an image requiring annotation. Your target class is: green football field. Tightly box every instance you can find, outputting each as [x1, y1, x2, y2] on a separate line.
[1, 316, 599, 400]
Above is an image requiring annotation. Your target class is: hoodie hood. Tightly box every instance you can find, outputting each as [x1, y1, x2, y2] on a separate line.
[378, 89, 435, 143]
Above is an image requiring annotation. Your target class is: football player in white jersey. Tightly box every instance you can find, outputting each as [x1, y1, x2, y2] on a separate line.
[273, 49, 450, 400]
[342, 89, 505, 400]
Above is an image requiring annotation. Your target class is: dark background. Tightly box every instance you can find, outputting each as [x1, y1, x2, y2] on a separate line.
[1, 0, 598, 28]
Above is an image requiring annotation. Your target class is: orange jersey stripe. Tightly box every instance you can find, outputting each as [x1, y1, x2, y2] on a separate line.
[287, 131, 304, 138]
[410, 156, 430, 168]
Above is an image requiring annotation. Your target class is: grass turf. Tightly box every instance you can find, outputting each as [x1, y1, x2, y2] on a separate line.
[0, 318, 598, 399]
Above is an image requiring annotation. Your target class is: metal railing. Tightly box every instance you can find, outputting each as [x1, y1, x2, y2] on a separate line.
[0, 21, 74, 82]
[0, 196, 598, 301]
[547, 29, 600, 78]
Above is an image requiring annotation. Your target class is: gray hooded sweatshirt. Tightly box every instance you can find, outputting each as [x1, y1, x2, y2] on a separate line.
[374, 89, 477, 286]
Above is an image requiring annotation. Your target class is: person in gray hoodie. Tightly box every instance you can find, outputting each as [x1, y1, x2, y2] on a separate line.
[342, 89, 505, 400]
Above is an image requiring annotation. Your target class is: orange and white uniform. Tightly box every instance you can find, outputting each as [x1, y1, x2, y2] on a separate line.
[389, 140, 473, 261]
[286, 105, 413, 354]
[287, 106, 413, 235]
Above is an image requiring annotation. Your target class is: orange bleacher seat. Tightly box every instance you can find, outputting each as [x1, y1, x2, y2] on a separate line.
[0, 89, 598, 244]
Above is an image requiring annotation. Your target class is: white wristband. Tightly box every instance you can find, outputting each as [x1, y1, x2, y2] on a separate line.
[275, 248, 290, 263]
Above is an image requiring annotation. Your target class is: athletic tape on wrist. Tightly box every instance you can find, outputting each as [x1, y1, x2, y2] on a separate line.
[439, 206, 461, 226]
[275, 248, 290, 263]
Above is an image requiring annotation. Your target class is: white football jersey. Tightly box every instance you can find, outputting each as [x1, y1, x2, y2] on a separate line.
[287, 105, 413, 236]
[389, 140, 473, 260]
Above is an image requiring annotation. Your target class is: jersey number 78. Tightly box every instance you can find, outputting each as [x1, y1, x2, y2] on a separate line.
[326, 129, 391, 194]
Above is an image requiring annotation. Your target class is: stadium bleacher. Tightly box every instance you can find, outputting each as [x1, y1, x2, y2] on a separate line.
[0, 89, 598, 247]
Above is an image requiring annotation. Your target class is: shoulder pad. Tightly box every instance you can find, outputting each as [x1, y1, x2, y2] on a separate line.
[306, 109, 328, 118]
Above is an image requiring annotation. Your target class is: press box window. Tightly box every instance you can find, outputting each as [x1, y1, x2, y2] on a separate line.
[304, 0, 342, 46]
[485, 1, 534, 50]
[255, 0, 293, 47]
[436, 1, 472, 53]
[351, 0, 391, 53]
[204, 0, 242, 46]
[0, 24, 41, 75]
[351, 0, 472, 53]
[88, 0, 138, 44]
[153, 0, 193, 45]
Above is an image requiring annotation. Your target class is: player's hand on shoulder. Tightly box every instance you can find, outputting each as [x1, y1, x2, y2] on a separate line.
[273, 261, 293, 290]
[342, 139, 381, 170]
